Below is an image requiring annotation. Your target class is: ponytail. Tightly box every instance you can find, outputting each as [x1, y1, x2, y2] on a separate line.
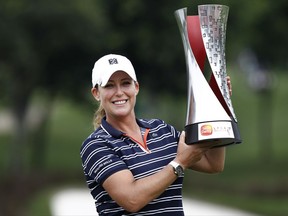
[93, 103, 106, 129]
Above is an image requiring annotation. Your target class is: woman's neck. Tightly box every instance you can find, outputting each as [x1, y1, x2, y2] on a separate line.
[106, 113, 139, 134]
[106, 113, 145, 145]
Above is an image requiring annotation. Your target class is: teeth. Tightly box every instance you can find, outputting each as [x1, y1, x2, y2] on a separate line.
[114, 100, 126, 105]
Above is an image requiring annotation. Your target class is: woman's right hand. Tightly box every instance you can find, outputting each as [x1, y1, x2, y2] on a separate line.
[174, 131, 212, 170]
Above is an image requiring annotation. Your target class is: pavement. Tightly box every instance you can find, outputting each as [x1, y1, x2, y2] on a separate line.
[50, 188, 259, 216]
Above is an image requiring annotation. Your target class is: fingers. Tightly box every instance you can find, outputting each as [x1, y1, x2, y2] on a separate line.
[193, 143, 214, 151]
[177, 131, 213, 168]
[180, 131, 212, 149]
[227, 76, 232, 96]
[180, 131, 185, 141]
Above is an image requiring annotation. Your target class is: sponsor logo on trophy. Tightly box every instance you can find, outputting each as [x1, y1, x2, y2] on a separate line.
[175, 5, 242, 146]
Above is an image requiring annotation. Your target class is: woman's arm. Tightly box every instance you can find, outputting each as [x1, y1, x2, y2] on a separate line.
[174, 132, 226, 173]
[102, 164, 177, 213]
[102, 132, 208, 212]
[188, 147, 226, 173]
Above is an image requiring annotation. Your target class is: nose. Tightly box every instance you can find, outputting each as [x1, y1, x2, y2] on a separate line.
[115, 84, 124, 96]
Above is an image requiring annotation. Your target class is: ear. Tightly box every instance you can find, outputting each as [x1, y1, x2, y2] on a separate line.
[91, 87, 100, 101]
[134, 81, 140, 96]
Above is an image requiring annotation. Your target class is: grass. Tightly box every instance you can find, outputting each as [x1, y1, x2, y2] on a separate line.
[44, 99, 94, 171]
[183, 158, 288, 215]
[1, 70, 288, 215]
[26, 189, 54, 216]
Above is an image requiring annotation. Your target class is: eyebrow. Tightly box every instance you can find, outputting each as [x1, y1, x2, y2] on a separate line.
[107, 77, 132, 83]
[121, 78, 132, 81]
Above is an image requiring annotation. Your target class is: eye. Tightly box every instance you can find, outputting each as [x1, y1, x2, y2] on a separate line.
[121, 79, 132, 86]
[104, 83, 114, 88]
[123, 81, 132, 86]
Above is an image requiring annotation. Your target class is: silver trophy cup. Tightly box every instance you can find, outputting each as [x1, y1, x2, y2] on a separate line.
[175, 5, 241, 146]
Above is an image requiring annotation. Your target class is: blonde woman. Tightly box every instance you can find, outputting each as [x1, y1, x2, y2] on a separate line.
[80, 54, 228, 216]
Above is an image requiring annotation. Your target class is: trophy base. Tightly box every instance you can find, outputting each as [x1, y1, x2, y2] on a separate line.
[185, 120, 242, 147]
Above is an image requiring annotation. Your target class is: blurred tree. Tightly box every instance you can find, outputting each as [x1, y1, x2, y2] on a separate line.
[227, 0, 288, 68]
[1, 0, 287, 174]
[1, 0, 287, 215]
[99, 0, 187, 94]
[0, 0, 189, 174]
[0, 0, 110, 173]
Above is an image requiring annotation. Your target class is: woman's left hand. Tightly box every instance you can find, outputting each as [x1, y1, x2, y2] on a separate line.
[227, 76, 232, 96]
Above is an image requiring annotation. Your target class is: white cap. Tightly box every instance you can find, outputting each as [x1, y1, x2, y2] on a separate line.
[92, 54, 137, 87]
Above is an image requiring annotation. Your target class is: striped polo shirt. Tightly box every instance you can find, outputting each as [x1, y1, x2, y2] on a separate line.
[80, 117, 184, 216]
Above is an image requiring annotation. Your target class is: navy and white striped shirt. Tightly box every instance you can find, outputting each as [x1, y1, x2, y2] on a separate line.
[80, 117, 184, 216]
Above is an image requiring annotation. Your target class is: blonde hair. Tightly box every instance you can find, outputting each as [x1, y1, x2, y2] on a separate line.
[93, 103, 106, 129]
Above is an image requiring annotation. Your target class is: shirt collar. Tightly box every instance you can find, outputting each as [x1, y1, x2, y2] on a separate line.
[101, 117, 151, 138]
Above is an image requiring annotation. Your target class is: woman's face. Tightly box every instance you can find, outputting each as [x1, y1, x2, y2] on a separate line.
[92, 71, 139, 120]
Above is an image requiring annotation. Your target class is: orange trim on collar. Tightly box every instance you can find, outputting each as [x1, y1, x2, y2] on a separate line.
[124, 128, 151, 153]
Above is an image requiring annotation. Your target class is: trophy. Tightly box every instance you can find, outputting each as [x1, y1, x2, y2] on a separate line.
[175, 5, 241, 146]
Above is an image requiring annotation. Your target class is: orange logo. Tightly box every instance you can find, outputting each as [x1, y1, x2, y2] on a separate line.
[201, 125, 213, 136]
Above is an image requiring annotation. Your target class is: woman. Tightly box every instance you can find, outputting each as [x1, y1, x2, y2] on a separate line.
[80, 54, 229, 215]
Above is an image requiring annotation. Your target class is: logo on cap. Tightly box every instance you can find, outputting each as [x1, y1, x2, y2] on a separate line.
[108, 58, 118, 65]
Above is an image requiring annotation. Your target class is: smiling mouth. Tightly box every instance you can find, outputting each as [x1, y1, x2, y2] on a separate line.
[113, 99, 128, 105]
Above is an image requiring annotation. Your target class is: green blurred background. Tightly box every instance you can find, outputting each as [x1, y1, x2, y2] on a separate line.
[0, 0, 287, 215]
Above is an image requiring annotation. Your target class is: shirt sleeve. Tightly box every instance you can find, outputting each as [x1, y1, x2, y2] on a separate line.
[163, 120, 181, 141]
[80, 137, 128, 185]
